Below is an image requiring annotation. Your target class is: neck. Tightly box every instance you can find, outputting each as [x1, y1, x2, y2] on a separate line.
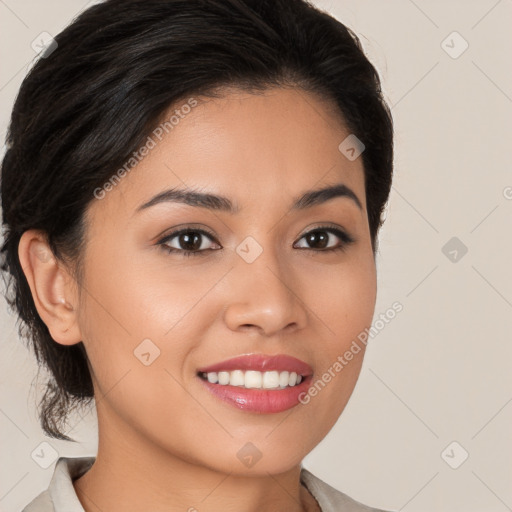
[73, 412, 320, 512]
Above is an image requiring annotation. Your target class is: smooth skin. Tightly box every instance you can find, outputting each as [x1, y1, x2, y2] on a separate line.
[19, 87, 377, 512]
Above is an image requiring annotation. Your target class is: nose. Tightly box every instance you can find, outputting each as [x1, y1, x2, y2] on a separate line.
[223, 246, 308, 337]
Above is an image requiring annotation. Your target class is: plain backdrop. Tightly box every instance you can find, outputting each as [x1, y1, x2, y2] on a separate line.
[1, 1, 511, 511]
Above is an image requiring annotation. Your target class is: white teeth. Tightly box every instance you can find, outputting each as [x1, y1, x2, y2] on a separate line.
[262, 371, 280, 389]
[218, 371, 230, 385]
[245, 370, 262, 388]
[230, 370, 245, 387]
[201, 370, 305, 389]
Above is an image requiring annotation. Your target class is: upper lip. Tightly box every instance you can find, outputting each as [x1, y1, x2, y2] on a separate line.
[197, 354, 313, 376]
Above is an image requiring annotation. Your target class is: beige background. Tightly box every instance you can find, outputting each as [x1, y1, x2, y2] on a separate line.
[1, 1, 511, 511]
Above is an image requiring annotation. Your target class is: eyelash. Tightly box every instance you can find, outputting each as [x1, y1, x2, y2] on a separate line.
[157, 225, 355, 258]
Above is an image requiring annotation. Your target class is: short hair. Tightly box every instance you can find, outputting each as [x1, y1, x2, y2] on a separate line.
[0, 0, 393, 440]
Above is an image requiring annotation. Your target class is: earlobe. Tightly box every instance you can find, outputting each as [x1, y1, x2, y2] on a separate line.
[18, 230, 82, 346]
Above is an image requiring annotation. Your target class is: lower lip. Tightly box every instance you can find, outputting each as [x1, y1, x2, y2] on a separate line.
[198, 375, 312, 413]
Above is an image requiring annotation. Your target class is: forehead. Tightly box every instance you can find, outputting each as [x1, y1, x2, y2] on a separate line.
[89, 87, 366, 221]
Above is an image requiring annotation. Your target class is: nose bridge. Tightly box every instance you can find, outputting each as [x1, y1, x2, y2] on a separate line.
[237, 235, 294, 302]
[223, 235, 306, 335]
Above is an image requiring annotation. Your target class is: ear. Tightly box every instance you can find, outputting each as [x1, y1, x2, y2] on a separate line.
[18, 230, 82, 346]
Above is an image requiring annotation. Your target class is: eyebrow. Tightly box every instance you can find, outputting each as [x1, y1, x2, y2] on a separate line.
[135, 183, 362, 214]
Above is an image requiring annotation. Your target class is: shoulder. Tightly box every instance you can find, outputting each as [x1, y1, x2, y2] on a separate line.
[21, 456, 95, 512]
[300, 467, 394, 512]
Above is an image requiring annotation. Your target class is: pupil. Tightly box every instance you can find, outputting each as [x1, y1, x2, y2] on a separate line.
[308, 232, 328, 249]
[181, 233, 201, 251]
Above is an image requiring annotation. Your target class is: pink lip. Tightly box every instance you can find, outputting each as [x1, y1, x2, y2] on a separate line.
[196, 354, 313, 414]
[196, 353, 313, 375]
[198, 377, 312, 413]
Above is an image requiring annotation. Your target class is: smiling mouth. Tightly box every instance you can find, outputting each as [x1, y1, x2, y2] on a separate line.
[195, 353, 313, 390]
[195, 353, 313, 413]
[197, 369, 305, 390]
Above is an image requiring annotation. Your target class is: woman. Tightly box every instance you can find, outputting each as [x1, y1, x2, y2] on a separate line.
[0, 0, 394, 510]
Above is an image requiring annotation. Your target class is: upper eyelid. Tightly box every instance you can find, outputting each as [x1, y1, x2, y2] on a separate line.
[158, 227, 219, 246]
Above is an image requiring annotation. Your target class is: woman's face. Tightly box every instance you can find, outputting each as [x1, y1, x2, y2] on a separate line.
[75, 87, 377, 474]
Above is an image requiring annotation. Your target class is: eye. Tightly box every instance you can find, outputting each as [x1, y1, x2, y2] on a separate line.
[157, 228, 220, 257]
[294, 225, 355, 253]
[157, 224, 355, 258]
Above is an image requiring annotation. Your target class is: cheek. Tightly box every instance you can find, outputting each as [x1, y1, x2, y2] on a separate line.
[74, 246, 175, 395]
[305, 252, 377, 345]
[77, 278, 207, 458]
[77, 242, 215, 350]
[74, 245, 224, 436]
[298, 252, 376, 426]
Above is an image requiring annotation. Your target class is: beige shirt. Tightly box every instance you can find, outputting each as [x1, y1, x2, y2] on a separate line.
[22, 457, 393, 512]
